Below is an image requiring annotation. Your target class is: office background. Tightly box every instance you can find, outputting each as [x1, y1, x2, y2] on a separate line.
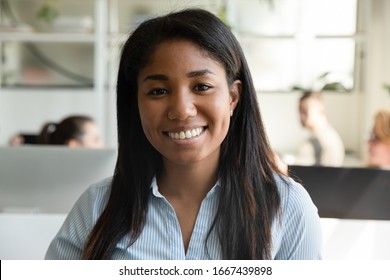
[1, 0, 390, 259]
[0, 0, 389, 162]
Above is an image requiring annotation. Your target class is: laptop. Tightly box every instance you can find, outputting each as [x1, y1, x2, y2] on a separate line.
[0, 146, 117, 213]
[288, 165, 390, 220]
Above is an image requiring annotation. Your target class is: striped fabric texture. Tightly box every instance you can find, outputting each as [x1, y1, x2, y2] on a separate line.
[45, 175, 322, 260]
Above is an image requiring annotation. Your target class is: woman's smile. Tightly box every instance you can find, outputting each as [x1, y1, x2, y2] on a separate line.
[165, 126, 206, 140]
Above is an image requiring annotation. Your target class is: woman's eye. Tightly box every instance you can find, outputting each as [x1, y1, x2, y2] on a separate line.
[148, 88, 168, 96]
[194, 84, 211, 91]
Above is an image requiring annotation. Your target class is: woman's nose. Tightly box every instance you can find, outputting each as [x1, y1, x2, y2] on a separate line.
[167, 91, 197, 120]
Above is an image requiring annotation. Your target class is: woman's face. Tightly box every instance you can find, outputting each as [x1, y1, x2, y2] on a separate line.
[299, 98, 324, 130]
[368, 133, 390, 168]
[69, 121, 104, 148]
[137, 40, 240, 167]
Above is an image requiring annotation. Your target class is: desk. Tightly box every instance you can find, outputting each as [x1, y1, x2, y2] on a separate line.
[321, 218, 390, 259]
[0, 213, 66, 259]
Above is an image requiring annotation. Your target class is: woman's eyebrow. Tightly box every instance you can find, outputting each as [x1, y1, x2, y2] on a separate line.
[142, 69, 215, 82]
[143, 74, 168, 82]
[186, 69, 215, 78]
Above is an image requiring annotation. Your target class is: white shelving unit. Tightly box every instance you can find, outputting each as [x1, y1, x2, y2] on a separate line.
[0, 0, 112, 146]
[0, 0, 223, 147]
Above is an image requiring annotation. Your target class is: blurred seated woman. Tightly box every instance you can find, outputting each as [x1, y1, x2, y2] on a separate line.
[9, 134, 31, 146]
[38, 115, 104, 148]
[367, 108, 390, 168]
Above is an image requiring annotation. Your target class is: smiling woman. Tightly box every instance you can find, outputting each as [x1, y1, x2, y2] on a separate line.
[45, 8, 322, 260]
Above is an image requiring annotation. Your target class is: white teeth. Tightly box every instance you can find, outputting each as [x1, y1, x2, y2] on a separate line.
[168, 127, 204, 140]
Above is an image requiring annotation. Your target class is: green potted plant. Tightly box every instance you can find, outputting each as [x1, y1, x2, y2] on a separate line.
[384, 84, 390, 95]
[36, 0, 60, 29]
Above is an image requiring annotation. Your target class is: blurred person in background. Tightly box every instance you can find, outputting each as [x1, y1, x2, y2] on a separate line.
[9, 115, 104, 148]
[38, 115, 104, 148]
[293, 91, 345, 166]
[367, 108, 390, 169]
[8, 134, 27, 146]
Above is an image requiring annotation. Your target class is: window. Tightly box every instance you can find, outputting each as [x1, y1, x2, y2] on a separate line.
[232, 0, 358, 92]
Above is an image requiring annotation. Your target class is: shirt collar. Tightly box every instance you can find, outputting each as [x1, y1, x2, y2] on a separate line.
[150, 176, 220, 199]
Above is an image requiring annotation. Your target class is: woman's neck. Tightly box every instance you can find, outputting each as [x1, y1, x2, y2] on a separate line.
[157, 159, 218, 202]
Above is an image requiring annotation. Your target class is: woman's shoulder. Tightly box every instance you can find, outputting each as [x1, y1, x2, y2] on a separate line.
[273, 173, 317, 213]
[45, 177, 114, 259]
[77, 176, 113, 216]
[89, 176, 113, 195]
[62, 176, 113, 229]
[272, 173, 322, 259]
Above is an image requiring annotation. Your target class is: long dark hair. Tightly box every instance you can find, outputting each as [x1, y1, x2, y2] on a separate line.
[82, 8, 281, 259]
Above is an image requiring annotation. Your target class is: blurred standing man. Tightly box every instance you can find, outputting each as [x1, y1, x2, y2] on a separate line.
[295, 91, 345, 166]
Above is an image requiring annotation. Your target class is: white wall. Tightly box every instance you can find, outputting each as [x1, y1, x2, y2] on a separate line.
[360, 0, 390, 160]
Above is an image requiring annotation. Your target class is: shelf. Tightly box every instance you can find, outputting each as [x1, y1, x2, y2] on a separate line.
[0, 32, 95, 43]
[235, 30, 365, 40]
[0, 87, 95, 93]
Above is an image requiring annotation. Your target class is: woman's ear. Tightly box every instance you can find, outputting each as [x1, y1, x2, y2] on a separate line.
[230, 80, 242, 114]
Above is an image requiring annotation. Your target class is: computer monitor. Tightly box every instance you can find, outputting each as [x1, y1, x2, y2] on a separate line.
[0, 146, 117, 213]
[288, 165, 390, 220]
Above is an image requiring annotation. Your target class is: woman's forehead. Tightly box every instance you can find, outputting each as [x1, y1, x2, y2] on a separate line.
[138, 39, 225, 77]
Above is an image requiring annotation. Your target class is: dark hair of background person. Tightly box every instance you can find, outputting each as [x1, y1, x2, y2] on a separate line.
[82, 8, 282, 260]
[38, 115, 93, 145]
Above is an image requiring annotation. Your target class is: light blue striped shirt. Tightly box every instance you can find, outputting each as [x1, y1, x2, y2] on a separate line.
[45, 175, 322, 259]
